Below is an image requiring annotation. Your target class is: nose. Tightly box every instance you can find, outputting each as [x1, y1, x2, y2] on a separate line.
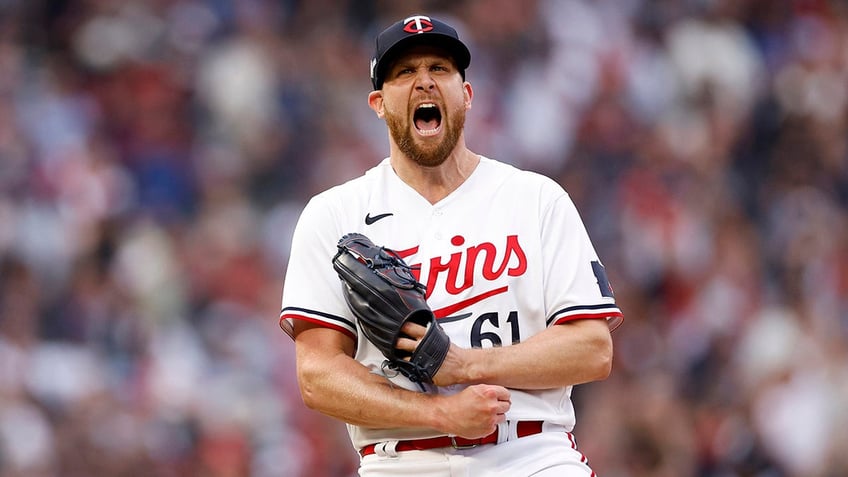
[414, 70, 435, 91]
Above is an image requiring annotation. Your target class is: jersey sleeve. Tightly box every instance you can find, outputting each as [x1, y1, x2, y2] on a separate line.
[541, 190, 623, 331]
[279, 195, 357, 340]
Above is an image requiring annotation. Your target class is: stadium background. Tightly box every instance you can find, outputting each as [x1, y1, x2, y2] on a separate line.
[0, 0, 846, 476]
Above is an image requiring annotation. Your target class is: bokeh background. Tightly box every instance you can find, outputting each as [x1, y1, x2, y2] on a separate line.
[0, 0, 846, 476]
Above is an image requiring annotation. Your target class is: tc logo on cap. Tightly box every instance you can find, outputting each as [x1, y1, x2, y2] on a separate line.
[403, 15, 434, 34]
[370, 14, 471, 90]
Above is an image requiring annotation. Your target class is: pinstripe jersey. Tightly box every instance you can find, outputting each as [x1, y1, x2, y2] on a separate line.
[280, 156, 623, 450]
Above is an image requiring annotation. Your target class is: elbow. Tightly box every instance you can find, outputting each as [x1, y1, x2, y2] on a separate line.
[591, 330, 614, 381]
[299, 381, 320, 411]
[595, 345, 613, 381]
[296, 362, 324, 411]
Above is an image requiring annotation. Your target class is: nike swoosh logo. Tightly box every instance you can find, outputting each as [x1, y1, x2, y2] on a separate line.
[364, 212, 393, 225]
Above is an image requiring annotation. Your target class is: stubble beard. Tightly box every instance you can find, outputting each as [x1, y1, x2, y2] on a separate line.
[386, 103, 465, 168]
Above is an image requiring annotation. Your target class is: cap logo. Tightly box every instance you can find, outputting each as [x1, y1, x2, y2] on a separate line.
[403, 15, 433, 34]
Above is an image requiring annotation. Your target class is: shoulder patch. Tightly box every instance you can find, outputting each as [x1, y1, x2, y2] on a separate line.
[591, 261, 614, 298]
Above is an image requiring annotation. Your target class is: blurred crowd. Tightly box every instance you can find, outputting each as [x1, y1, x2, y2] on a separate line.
[0, 0, 846, 476]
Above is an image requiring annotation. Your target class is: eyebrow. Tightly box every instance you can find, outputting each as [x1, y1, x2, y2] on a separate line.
[392, 56, 454, 71]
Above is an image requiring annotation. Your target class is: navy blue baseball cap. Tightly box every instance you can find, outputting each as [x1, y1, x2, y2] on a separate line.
[370, 15, 471, 90]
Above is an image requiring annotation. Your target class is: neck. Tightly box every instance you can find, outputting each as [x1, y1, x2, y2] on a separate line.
[390, 145, 480, 205]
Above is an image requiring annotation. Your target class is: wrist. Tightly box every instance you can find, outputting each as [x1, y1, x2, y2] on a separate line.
[460, 347, 491, 384]
[438, 346, 478, 385]
[426, 393, 453, 434]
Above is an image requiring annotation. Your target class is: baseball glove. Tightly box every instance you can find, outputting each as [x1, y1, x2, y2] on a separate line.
[332, 233, 450, 383]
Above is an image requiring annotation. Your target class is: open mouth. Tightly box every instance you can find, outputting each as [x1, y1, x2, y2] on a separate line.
[413, 103, 442, 136]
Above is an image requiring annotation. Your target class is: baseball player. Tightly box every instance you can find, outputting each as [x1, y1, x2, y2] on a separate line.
[280, 14, 623, 477]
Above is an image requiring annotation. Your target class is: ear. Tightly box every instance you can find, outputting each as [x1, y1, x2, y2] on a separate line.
[463, 81, 473, 110]
[368, 91, 385, 118]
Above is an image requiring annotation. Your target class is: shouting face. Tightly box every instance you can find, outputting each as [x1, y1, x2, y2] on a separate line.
[372, 46, 472, 167]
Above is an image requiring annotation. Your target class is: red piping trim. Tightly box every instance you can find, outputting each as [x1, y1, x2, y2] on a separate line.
[279, 313, 356, 340]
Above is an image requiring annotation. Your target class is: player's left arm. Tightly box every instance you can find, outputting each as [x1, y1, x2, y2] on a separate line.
[399, 184, 620, 390]
[398, 317, 612, 389]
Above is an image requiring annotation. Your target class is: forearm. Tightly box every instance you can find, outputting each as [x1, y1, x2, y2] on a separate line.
[293, 325, 510, 438]
[439, 318, 613, 389]
[297, 346, 440, 429]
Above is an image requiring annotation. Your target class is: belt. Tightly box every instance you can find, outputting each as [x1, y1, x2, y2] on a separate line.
[359, 421, 544, 457]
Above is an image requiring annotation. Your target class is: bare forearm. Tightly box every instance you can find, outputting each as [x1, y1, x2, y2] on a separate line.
[293, 325, 511, 439]
[298, 350, 437, 429]
[438, 318, 613, 389]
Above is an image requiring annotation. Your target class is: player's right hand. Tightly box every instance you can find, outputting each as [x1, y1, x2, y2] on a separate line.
[436, 384, 510, 439]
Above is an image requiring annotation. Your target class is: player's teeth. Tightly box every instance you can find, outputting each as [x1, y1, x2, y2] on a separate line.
[414, 103, 441, 134]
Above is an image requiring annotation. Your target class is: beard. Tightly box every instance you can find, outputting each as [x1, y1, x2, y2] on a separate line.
[385, 101, 465, 167]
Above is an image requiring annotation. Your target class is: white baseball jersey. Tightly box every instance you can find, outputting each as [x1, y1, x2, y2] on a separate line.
[280, 156, 623, 451]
